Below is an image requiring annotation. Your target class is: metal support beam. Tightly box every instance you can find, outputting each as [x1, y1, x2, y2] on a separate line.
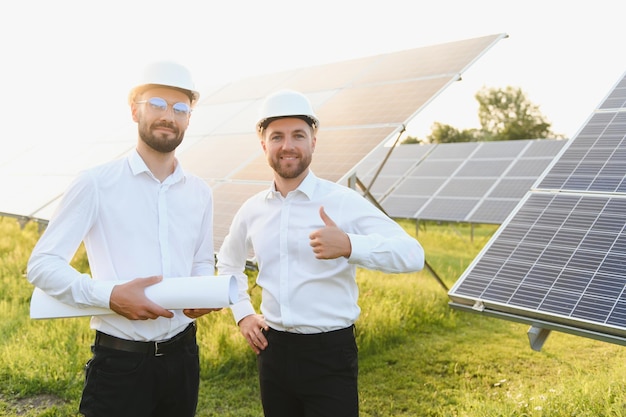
[527, 326, 551, 352]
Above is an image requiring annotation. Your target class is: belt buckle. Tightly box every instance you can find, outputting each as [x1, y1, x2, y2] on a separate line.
[154, 341, 164, 357]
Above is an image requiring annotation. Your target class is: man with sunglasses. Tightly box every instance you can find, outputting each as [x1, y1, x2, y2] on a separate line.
[27, 61, 215, 417]
[217, 90, 425, 417]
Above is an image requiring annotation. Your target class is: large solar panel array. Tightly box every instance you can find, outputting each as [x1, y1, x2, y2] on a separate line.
[0, 34, 507, 251]
[448, 71, 626, 349]
[354, 139, 566, 224]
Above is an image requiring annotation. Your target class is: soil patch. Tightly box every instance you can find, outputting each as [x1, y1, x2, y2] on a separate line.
[1, 393, 67, 415]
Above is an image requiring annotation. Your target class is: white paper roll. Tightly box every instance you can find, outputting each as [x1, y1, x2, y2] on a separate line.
[30, 275, 238, 320]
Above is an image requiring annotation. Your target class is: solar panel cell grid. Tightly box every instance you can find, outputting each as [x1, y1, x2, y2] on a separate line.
[376, 160, 418, 176]
[316, 79, 449, 127]
[409, 160, 461, 177]
[360, 176, 401, 198]
[390, 144, 433, 160]
[456, 160, 511, 177]
[364, 139, 567, 224]
[471, 139, 529, 158]
[450, 190, 626, 339]
[417, 197, 479, 221]
[607, 304, 626, 327]
[468, 200, 520, 224]
[520, 139, 567, 157]
[384, 195, 430, 219]
[437, 178, 495, 197]
[427, 142, 480, 159]
[281, 57, 377, 92]
[394, 178, 445, 195]
[177, 134, 263, 180]
[538, 113, 626, 193]
[346, 36, 499, 84]
[487, 179, 537, 198]
[506, 159, 553, 176]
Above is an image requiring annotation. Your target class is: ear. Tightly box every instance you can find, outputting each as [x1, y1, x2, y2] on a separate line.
[260, 137, 267, 153]
[311, 134, 316, 152]
[131, 103, 140, 123]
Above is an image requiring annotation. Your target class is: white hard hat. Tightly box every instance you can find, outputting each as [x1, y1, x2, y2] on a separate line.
[128, 61, 200, 106]
[256, 89, 319, 132]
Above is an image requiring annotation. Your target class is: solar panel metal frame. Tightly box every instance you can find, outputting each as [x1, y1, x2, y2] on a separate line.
[447, 70, 626, 350]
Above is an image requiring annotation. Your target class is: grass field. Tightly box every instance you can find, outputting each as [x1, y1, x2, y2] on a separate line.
[1, 215, 626, 416]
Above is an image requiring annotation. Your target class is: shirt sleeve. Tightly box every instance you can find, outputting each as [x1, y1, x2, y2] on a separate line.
[342, 192, 425, 273]
[26, 171, 115, 309]
[216, 204, 257, 324]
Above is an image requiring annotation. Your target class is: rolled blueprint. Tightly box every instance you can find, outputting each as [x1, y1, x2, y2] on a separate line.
[30, 275, 238, 319]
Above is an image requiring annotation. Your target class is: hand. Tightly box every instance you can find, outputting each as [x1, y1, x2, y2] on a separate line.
[239, 314, 269, 354]
[183, 308, 222, 319]
[109, 275, 174, 320]
[309, 206, 352, 259]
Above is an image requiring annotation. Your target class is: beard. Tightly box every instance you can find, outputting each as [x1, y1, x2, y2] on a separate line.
[268, 151, 312, 179]
[138, 120, 184, 153]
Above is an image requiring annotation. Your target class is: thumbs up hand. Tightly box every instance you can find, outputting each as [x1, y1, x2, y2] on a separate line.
[309, 206, 352, 259]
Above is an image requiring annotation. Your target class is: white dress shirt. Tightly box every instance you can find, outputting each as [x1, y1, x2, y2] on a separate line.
[27, 150, 214, 341]
[217, 171, 424, 334]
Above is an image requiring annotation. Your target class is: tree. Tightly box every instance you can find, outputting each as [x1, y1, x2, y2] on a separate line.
[404, 86, 562, 144]
[401, 135, 422, 144]
[426, 122, 479, 144]
[476, 86, 555, 141]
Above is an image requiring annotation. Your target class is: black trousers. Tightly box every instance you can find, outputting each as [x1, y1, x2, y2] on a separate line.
[79, 324, 200, 417]
[258, 326, 359, 417]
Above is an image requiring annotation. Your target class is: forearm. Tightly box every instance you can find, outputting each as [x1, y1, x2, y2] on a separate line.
[348, 233, 425, 273]
[27, 252, 114, 308]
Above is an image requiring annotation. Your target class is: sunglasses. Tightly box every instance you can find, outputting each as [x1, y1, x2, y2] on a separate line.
[136, 97, 192, 118]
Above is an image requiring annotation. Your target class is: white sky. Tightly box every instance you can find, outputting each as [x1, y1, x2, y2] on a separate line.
[2, 0, 625, 149]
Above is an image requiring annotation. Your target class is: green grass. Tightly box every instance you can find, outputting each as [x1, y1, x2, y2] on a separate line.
[1, 216, 626, 416]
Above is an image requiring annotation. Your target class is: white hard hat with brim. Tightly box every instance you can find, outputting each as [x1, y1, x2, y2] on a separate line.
[128, 61, 200, 106]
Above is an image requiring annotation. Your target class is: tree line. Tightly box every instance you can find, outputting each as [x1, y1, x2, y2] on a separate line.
[404, 86, 565, 144]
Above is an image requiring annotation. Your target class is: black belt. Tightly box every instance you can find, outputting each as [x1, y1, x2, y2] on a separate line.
[263, 325, 355, 347]
[94, 323, 196, 356]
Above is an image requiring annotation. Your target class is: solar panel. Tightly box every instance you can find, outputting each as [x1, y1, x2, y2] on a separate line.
[448, 71, 626, 350]
[537, 113, 626, 193]
[356, 139, 566, 223]
[0, 34, 508, 252]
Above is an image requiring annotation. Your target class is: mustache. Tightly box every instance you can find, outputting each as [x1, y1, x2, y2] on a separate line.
[278, 151, 299, 157]
[152, 121, 178, 132]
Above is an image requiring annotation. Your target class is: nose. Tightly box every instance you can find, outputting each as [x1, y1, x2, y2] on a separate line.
[281, 136, 296, 150]
[158, 105, 177, 123]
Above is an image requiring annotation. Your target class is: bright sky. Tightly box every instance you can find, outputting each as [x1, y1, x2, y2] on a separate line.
[2, 0, 624, 150]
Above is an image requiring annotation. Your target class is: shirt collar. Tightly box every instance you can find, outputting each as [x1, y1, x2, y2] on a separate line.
[265, 171, 318, 200]
[128, 149, 185, 184]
